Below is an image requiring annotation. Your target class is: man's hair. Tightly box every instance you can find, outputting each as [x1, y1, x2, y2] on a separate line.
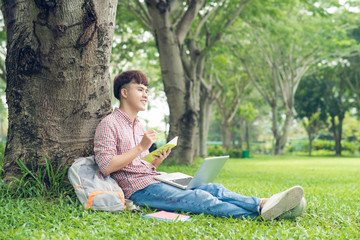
[113, 70, 149, 100]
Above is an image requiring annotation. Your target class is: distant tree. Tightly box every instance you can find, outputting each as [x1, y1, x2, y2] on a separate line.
[235, 102, 257, 152]
[198, 63, 221, 156]
[295, 74, 327, 155]
[233, 1, 358, 155]
[313, 65, 353, 156]
[342, 113, 360, 144]
[303, 112, 326, 155]
[215, 72, 250, 149]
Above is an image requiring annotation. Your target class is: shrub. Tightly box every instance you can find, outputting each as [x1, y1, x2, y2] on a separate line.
[227, 148, 243, 158]
[207, 145, 227, 157]
[207, 145, 246, 158]
[287, 139, 359, 155]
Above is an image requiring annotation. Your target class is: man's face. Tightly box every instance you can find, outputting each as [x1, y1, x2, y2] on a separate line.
[122, 82, 148, 112]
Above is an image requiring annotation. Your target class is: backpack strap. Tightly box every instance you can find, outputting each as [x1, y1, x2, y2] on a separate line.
[85, 191, 126, 210]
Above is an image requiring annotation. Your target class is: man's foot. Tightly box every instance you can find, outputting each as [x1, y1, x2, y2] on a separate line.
[278, 197, 306, 219]
[260, 186, 304, 220]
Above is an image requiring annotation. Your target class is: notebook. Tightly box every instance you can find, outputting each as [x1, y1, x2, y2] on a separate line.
[143, 211, 190, 222]
[142, 136, 178, 163]
[154, 155, 229, 189]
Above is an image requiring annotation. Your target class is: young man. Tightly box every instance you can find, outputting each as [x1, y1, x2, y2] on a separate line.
[94, 70, 305, 220]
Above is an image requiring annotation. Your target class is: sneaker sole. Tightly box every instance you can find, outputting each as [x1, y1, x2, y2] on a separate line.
[261, 186, 304, 220]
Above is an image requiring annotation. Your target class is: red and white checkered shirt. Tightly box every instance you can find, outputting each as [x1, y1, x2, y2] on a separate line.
[94, 108, 161, 198]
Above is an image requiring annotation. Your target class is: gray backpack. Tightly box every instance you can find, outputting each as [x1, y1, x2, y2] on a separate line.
[68, 156, 136, 212]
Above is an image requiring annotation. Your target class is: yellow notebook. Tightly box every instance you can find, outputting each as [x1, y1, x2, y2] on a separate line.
[142, 136, 178, 162]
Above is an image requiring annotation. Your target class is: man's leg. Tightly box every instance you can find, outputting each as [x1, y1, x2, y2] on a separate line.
[129, 183, 261, 218]
[195, 183, 262, 213]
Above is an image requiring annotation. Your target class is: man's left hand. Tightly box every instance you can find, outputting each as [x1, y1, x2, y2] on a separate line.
[151, 148, 172, 168]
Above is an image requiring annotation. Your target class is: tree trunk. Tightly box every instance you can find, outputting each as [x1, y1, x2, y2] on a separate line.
[331, 115, 344, 156]
[1, 0, 116, 181]
[271, 103, 280, 155]
[245, 121, 251, 151]
[146, 1, 201, 164]
[221, 121, 231, 149]
[271, 100, 294, 155]
[308, 135, 313, 156]
[278, 111, 293, 155]
[198, 95, 214, 157]
[238, 135, 244, 152]
[236, 118, 245, 151]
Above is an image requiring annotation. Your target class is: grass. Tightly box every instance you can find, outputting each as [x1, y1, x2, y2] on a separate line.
[1, 155, 360, 239]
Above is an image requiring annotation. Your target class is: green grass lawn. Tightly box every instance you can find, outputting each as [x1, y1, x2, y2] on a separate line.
[1, 155, 359, 239]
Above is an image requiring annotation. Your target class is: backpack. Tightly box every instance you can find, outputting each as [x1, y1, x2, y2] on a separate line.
[68, 156, 136, 212]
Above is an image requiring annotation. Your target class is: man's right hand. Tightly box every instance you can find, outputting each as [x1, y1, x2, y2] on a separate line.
[105, 129, 158, 175]
[139, 130, 157, 151]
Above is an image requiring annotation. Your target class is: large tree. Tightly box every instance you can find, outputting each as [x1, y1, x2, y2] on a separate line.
[1, 0, 117, 181]
[121, 0, 251, 164]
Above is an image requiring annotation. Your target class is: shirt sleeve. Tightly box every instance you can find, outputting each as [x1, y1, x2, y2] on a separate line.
[94, 118, 117, 175]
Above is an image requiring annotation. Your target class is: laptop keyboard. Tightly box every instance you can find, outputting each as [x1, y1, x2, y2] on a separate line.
[170, 177, 193, 186]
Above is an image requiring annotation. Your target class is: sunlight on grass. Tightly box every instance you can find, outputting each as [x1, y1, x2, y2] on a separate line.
[1, 155, 359, 239]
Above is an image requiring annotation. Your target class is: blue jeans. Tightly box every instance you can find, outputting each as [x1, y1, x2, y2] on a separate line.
[129, 183, 261, 218]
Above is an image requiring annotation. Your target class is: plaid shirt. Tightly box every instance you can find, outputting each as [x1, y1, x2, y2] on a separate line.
[94, 108, 161, 198]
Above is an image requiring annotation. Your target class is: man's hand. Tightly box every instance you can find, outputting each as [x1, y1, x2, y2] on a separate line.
[151, 148, 171, 169]
[105, 129, 158, 175]
[139, 130, 157, 151]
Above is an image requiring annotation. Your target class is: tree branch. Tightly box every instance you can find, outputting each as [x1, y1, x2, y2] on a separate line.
[193, 0, 225, 41]
[233, 39, 273, 104]
[176, 0, 205, 44]
[209, 0, 251, 47]
[122, 0, 152, 30]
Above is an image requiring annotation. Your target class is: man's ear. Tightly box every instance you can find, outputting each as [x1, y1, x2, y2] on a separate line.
[120, 88, 128, 99]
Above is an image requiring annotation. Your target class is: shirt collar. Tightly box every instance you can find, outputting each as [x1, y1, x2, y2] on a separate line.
[114, 108, 139, 125]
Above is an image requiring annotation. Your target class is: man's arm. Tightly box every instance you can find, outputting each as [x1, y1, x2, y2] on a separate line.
[103, 130, 158, 175]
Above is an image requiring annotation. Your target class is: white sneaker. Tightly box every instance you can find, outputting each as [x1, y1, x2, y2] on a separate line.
[261, 186, 304, 220]
[278, 197, 306, 219]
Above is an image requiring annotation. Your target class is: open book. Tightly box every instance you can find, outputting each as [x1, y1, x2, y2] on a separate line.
[141, 136, 178, 162]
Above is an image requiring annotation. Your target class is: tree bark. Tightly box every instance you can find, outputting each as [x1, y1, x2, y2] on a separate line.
[221, 121, 231, 149]
[330, 115, 344, 156]
[1, 0, 117, 181]
[199, 96, 213, 156]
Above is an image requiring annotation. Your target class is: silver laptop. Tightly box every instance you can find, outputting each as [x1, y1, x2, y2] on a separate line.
[154, 155, 229, 189]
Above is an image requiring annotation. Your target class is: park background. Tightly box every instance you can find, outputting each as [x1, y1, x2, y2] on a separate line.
[0, 1, 359, 167]
[0, 0, 359, 239]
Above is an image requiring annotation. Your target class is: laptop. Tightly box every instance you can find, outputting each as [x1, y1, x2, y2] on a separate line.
[154, 155, 229, 189]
